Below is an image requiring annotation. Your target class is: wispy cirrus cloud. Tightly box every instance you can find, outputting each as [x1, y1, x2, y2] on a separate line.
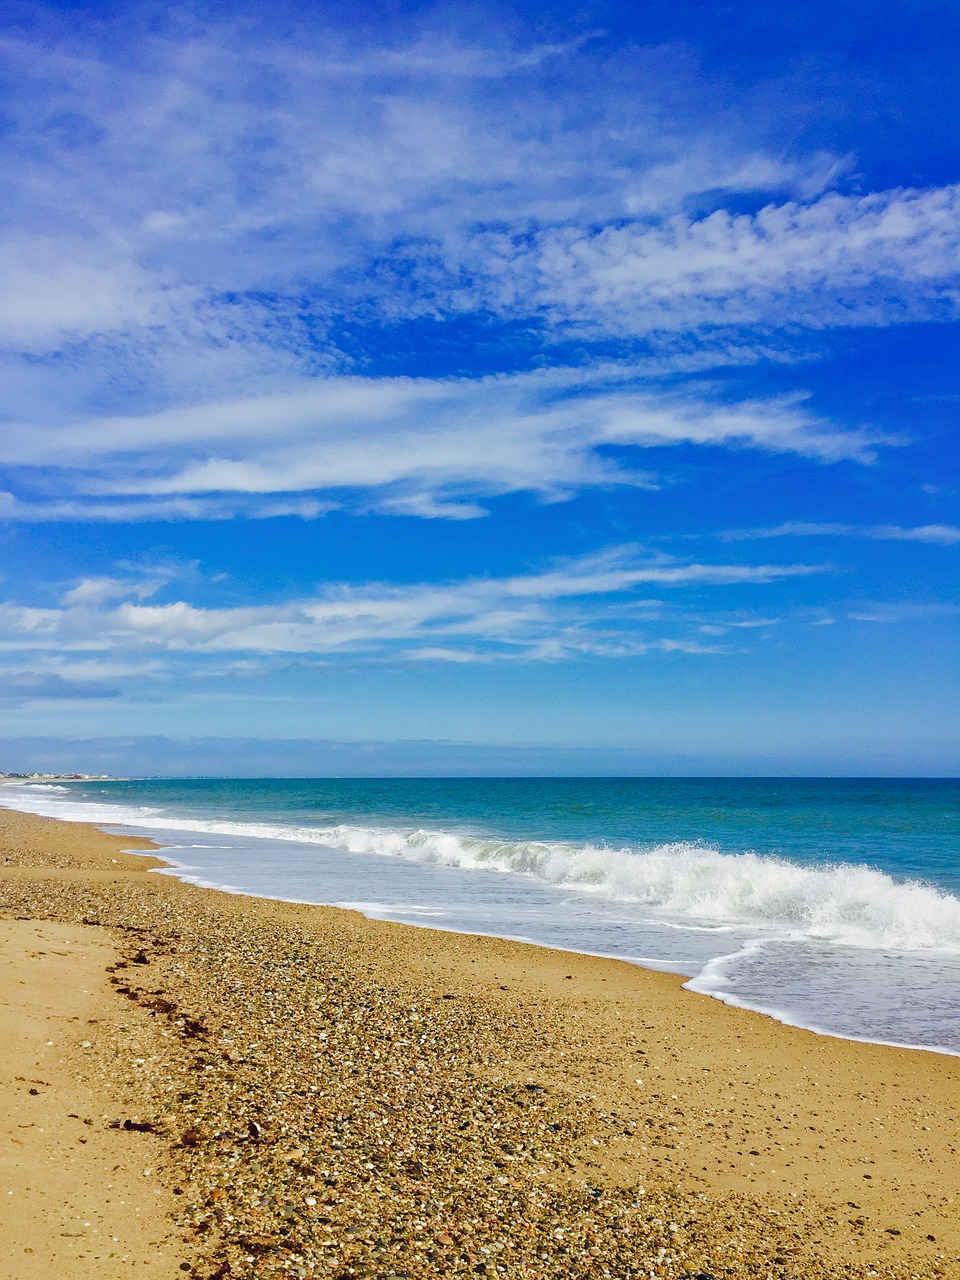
[844, 602, 960, 624]
[0, 17, 954, 531]
[0, 24, 841, 303]
[0, 548, 826, 665]
[0, 368, 888, 521]
[0, 490, 334, 524]
[719, 521, 960, 545]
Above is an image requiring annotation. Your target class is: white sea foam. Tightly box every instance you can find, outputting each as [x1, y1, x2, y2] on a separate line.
[3, 784, 959, 956]
[264, 824, 957, 951]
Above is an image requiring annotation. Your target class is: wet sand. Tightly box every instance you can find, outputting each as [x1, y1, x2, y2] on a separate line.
[1, 805, 957, 1278]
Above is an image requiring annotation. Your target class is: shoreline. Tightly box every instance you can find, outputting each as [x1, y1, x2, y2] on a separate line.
[153, 855, 960, 1063]
[6, 783, 959, 1062]
[2, 805, 959, 1278]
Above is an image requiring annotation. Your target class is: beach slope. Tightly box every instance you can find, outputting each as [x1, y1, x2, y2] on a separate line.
[1, 805, 957, 1278]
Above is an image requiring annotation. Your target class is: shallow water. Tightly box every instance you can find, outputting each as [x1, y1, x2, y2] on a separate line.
[3, 776, 958, 1054]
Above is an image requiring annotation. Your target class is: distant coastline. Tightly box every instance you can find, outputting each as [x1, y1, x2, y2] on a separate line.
[0, 772, 117, 782]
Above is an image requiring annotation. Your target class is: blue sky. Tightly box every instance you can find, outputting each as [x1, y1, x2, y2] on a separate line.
[0, 0, 957, 775]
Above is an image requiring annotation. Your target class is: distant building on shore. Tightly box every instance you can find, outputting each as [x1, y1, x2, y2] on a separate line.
[0, 772, 113, 781]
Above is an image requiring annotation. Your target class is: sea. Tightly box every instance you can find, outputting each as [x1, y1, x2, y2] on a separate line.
[2, 776, 958, 1056]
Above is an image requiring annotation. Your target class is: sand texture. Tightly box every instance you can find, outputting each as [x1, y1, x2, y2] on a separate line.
[0, 805, 957, 1279]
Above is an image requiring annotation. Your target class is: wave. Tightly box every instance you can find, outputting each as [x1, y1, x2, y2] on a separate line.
[309, 825, 960, 953]
[684, 941, 960, 1058]
[3, 785, 960, 955]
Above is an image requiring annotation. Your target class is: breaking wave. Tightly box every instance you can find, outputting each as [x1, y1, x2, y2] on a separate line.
[3, 784, 959, 955]
[300, 824, 960, 953]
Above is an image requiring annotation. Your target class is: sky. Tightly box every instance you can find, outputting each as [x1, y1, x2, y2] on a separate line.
[0, 0, 958, 776]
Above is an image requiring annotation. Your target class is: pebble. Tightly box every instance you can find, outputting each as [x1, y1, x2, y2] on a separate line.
[0, 809, 948, 1280]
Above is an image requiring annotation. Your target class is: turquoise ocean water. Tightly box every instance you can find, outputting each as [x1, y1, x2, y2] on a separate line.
[2, 776, 958, 1054]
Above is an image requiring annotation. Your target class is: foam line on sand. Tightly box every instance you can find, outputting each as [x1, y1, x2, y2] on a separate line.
[1, 805, 958, 1279]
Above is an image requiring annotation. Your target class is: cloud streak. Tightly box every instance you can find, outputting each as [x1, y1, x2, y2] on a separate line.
[0, 369, 888, 520]
[0, 673, 121, 703]
[0, 23, 843, 300]
[0, 548, 827, 664]
[0, 18, 957, 514]
[0, 16, 954, 530]
[720, 522, 960, 545]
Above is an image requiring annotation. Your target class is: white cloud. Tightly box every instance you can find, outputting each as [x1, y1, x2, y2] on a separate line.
[0, 16, 952, 530]
[845, 602, 960, 624]
[0, 235, 192, 352]
[0, 548, 826, 660]
[0, 25, 838, 286]
[60, 576, 164, 606]
[698, 618, 780, 635]
[482, 185, 960, 333]
[2, 20, 951, 376]
[0, 369, 886, 519]
[870, 524, 960, 545]
[720, 521, 960, 545]
[0, 491, 335, 524]
[623, 151, 850, 216]
[0, 603, 63, 640]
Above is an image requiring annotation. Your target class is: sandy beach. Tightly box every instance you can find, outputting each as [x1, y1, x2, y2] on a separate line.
[1, 805, 957, 1279]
